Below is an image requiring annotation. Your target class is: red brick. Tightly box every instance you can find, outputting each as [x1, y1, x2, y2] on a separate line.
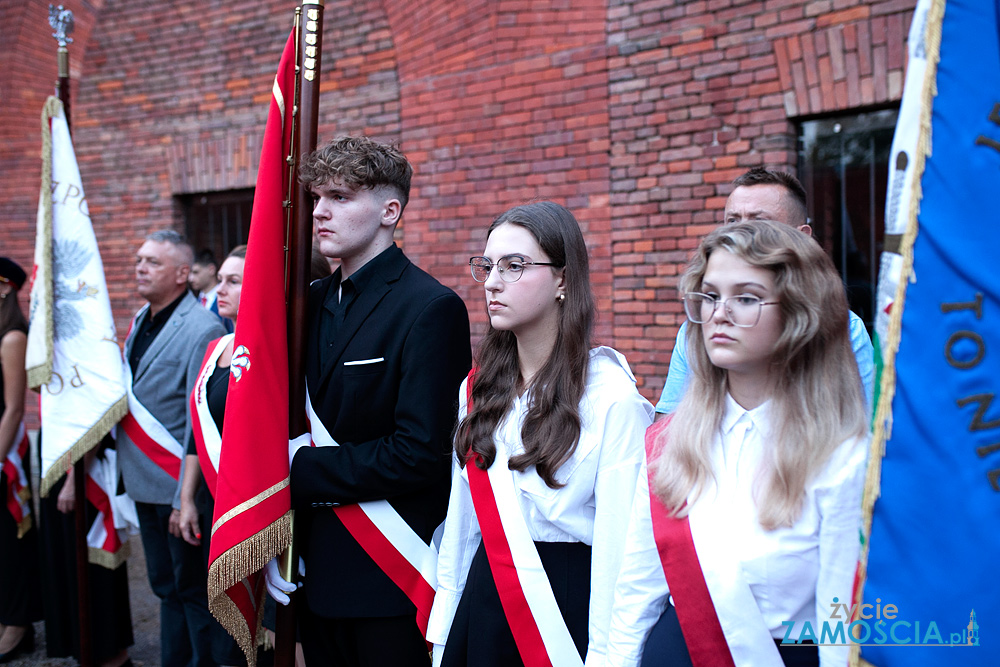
[0, 0, 915, 412]
[817, 5, 871, 28]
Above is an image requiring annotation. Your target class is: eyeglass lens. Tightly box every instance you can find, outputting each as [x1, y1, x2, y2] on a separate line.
[470, 257, 527, 283]
[684, 293, 763, 327]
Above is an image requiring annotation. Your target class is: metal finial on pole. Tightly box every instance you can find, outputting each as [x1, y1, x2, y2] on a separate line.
[48, 4, 75, 47]
[48, 5, 74, 128]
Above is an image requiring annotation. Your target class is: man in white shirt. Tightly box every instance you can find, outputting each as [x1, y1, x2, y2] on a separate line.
[655, 167, 875, 417]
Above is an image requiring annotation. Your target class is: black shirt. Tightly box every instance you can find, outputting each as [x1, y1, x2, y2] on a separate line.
[314, 244, 396, 373]
[129, 291, 187, 376]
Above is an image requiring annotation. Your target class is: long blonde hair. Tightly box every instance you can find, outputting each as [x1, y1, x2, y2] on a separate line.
[652, 220, 867, 530]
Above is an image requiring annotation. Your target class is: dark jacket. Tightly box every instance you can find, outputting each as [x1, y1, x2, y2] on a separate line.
[291, 244, 472, 618]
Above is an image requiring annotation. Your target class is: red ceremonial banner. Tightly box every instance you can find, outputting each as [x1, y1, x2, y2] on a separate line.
[206, 31, 296, 665]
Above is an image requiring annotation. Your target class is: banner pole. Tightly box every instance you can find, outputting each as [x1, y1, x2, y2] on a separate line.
[49, 6, 93, 667]
[275, 2, 323, 665]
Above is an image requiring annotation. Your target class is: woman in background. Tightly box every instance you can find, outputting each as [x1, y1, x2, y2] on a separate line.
[178, 245, 248, 666]
[607, 220, 869, 667]
[0, 257, 42, 663]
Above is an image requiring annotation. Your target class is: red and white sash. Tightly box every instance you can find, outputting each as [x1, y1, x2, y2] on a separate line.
[644, 420, 780, 667]
[2, 422, 32, 537]
[85, 449, 138, 565]
[120, 312, 185, 481]
[462, 373, 584, 667]
[305, 390, 438, 642]
[190, 334, 233, 497]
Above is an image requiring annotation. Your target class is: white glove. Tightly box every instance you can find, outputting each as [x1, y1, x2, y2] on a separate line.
[264, 556, 303, 605]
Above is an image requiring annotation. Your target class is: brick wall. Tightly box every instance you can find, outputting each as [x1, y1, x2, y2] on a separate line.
[0, 0, 914, 411]
[604, 0, 912, 395]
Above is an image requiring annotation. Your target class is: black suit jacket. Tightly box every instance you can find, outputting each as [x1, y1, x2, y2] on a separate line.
[290, 244, 472, 618]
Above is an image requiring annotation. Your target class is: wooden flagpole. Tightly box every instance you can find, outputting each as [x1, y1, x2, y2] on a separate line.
[49, 6, 93, 666]
[275, 2, 323, 665]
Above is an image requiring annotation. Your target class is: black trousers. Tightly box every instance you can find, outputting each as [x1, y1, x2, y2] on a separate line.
[442, 540, 591, 667]
[299, 607, 430, 667]
[641, 604, 819, 667]
[39, 474, 133, 662]
[196, 487, 248, 665]
[134, 501, 218, 667]
[0, 474, 42, 626]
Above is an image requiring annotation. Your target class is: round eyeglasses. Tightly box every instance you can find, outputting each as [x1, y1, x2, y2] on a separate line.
[683, 292, 779, 328]
[469, 255, 560, 283]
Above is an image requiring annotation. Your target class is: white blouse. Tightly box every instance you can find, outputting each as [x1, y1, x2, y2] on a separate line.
[426, 347, 654, 666]
[607, 395, 868, 667]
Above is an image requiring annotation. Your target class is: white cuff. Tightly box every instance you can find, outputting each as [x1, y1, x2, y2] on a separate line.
[425, 588, 463, 645]
[288, 433, 313, 465]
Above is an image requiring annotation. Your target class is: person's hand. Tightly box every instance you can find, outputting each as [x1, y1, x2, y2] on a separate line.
[264, 556, 304, 605]
[56, 474, 75, 514]
[178, 499, 201, 546]
[168, 508, 182, 538]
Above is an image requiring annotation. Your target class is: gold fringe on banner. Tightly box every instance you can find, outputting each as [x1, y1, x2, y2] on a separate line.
[849, 0, 945, 664]
[15, 485, 33, 537]
[88, 541, 131, 570]
[208, 510, 293, 666]
[39, 395, 128, 497]
[16, 514, 33, 539]
[25, 96, 62, 389]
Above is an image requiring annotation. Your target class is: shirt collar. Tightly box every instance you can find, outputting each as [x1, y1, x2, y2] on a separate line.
[331, 243, 400, 298]
[149, 290, 187, 326]
[721, 392, 771, 435]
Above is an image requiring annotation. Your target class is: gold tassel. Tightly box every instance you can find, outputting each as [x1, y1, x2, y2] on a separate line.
[851, 1, 945, 664]
[16, 515, 33, 539]
[207, 512, 293, 666]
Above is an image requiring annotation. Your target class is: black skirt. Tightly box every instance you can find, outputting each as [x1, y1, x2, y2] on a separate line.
[0, 470, 42, 626]
[39, 473, 134, 662]
[442, 540, 591, 667]
[640, 604, 818, 667]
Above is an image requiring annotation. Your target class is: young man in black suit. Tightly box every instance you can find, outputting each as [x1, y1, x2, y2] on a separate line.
[284, 136, 471, 666]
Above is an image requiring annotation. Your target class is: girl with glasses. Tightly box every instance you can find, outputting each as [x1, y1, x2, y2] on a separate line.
[427, 202, 653, 667]
[607, 220, 869, 667]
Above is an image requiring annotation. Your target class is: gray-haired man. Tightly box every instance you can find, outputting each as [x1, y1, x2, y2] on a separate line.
[118, 230, 225, 667]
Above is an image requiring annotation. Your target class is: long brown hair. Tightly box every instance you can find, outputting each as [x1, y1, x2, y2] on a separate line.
[652, 220, 867, 529]
[0, 286, 27, 338]
[455, 202, 595, 488]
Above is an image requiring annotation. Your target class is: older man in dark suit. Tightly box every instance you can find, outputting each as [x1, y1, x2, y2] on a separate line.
[279, 137, 471, 666]
[117, 230, 226, 667]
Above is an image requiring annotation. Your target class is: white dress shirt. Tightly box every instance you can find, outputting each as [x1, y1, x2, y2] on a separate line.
[607, 394, 868, 667]
[426, 347, 654, 666]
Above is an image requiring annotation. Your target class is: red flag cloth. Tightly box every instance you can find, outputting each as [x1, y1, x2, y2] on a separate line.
[207, 31, 295, 665]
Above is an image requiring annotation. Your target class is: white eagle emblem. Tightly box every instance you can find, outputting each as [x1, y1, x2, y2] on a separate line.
[231, 345, 251, 381]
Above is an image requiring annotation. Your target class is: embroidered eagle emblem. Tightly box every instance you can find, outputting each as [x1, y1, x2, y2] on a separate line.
[231, 345, 251, 381]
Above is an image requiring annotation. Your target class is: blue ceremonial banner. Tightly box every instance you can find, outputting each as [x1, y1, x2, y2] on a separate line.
[856, 0, 999, 664]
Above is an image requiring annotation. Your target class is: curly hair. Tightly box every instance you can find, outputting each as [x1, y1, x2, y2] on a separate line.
[299, 136, 412, 213]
